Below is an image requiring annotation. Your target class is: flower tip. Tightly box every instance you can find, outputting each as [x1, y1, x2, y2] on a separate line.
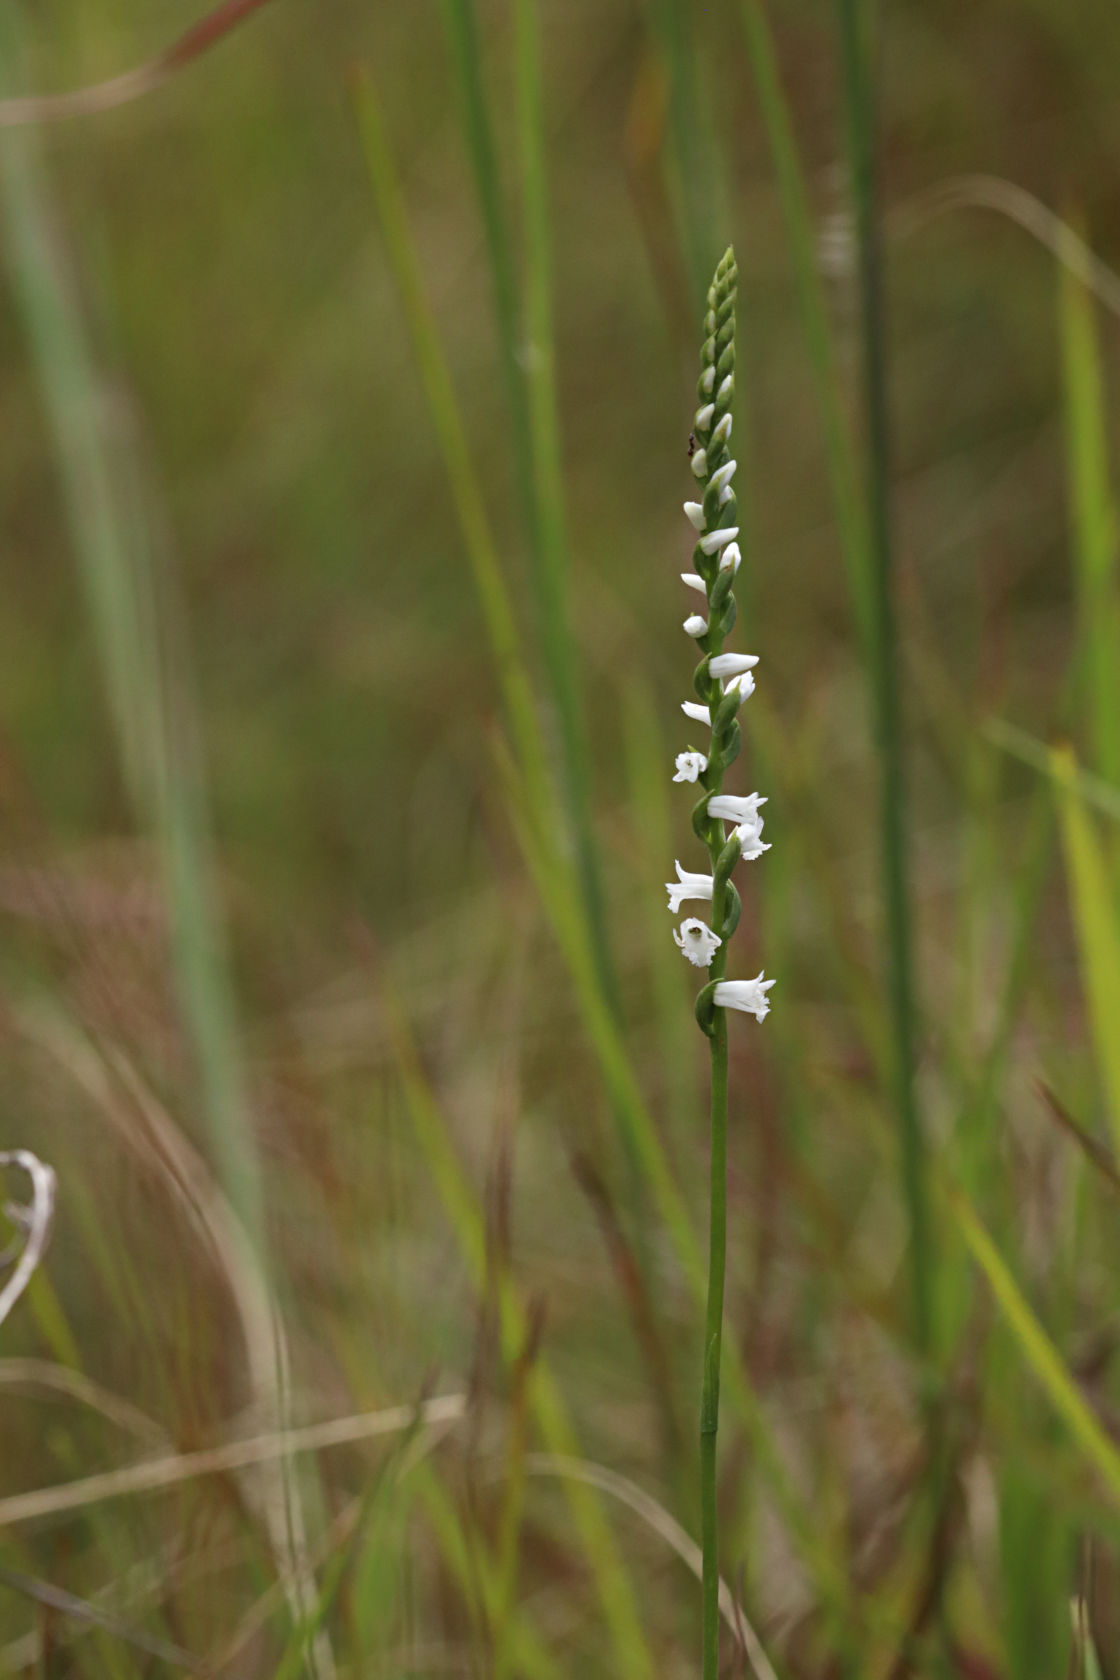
[683, 500, 705, 530]
[683, 614, 709, 638]
[690, 448, 708, 479]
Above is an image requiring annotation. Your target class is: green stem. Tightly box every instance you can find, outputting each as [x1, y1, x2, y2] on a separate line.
[837, 0, 932, 1359]
[701, 1012, 729, 1679]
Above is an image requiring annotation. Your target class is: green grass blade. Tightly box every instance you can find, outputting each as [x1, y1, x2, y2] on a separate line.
[1059, 242, 1120, 785]
[1053, 746, 1120, 1152]
[837, 0, 931, 1358]
[381, 980, 655, 1680]
[510, 0, 621, 1015]
[952, 1187, 1120, 1506]
[352, 68, 552, 831]
[735, 0, 873, 650]
[646, 0, 721, 306]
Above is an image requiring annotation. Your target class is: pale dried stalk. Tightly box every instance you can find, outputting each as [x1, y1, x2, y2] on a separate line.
[0, 1150, 56, 1328]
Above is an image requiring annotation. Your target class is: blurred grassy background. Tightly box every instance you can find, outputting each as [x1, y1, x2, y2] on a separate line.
[2, 0, 1120, 1675]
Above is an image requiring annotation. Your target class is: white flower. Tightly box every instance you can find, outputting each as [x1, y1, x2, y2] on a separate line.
[717, 373, 734, 403]
[683, 613, 709, 638]
[674, 918, 722, 968]
[682, 701, 711, 725]
[672, 751, 708, 784]
[695, 403, 715, 433]
[719, 542, 742, 574]
[723, 669, 755, 702]
[701, 366, 715, 395]
[709, 460, 736, 495]
[707, 792, 767, 824]
[714, 973, 775, 1022]
[699, 525, 739, 556]
[666, 860, 714, 913]
[709, 652, 758, 680]
[681, 572, 707, 594]
[711, 413, 732, 447]
[720, 485, 734, 506]
[690, 448, 708, 479]
[684, 500, 705, 530]
[733, 822, 771, 861]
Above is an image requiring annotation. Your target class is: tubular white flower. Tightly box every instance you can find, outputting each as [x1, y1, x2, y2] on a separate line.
[682, 700, 711, 725]
[666, 860, 714, 913]
[690, 448, 708, 479]
[709, 460, 736, 495]
[711, 413, 732, 448]
[681, 572, 707, 594]
[701, 366, 715, 395]
[699, 525, 739, 556]
[673, 751, 708, 784]
[713, 973, 775, 1022]
[717, 373, 733, 403]
[674, 918, 722, 968]
[733, 823, 771, 861]
[707, 792, 767, 824]
[722, 669, 755, 702]
[709, 652, 758, 680]
[683, 613, 709, 638]
[684, 500, 705, 530]
[695, 403, 715, 433]
[718, 542, 741, 574]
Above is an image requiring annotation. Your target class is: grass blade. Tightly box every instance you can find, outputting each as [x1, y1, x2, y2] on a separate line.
[1053, 746, 1120, 1152]
[951, 1188, 1120, 1507]
[1059, 240, 1120, 785]
[836, 0, 931, 1357]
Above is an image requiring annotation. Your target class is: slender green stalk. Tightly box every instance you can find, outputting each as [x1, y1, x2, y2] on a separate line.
[836, 0, 931, 1359]
[646, 0, 722, 308]
[511, 0, 626, 1036]
[735, 0, 874, 648]
[439, 0, 620, 1019]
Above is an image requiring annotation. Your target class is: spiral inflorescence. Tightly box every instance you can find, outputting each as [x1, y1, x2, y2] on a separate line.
[667, 247, 774, 1033]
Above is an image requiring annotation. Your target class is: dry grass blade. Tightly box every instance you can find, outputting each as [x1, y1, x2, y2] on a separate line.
[523, 1454, 782, 1680]
[0, 1150, 56, 1328]
[0, 1565, 205, 1675]
[0, 1358, 168, 1446]
[0, 1394, 467, 1528]
[0, 0, 276, 126]
[1036, 1082, 1120, 1197]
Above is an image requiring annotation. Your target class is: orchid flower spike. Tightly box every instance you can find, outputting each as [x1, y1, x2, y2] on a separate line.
[673, 751, 708, 783]
[713, 974, 775, 1022]
[674, 918, 722, 968]
[666, 861, 715, 914]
